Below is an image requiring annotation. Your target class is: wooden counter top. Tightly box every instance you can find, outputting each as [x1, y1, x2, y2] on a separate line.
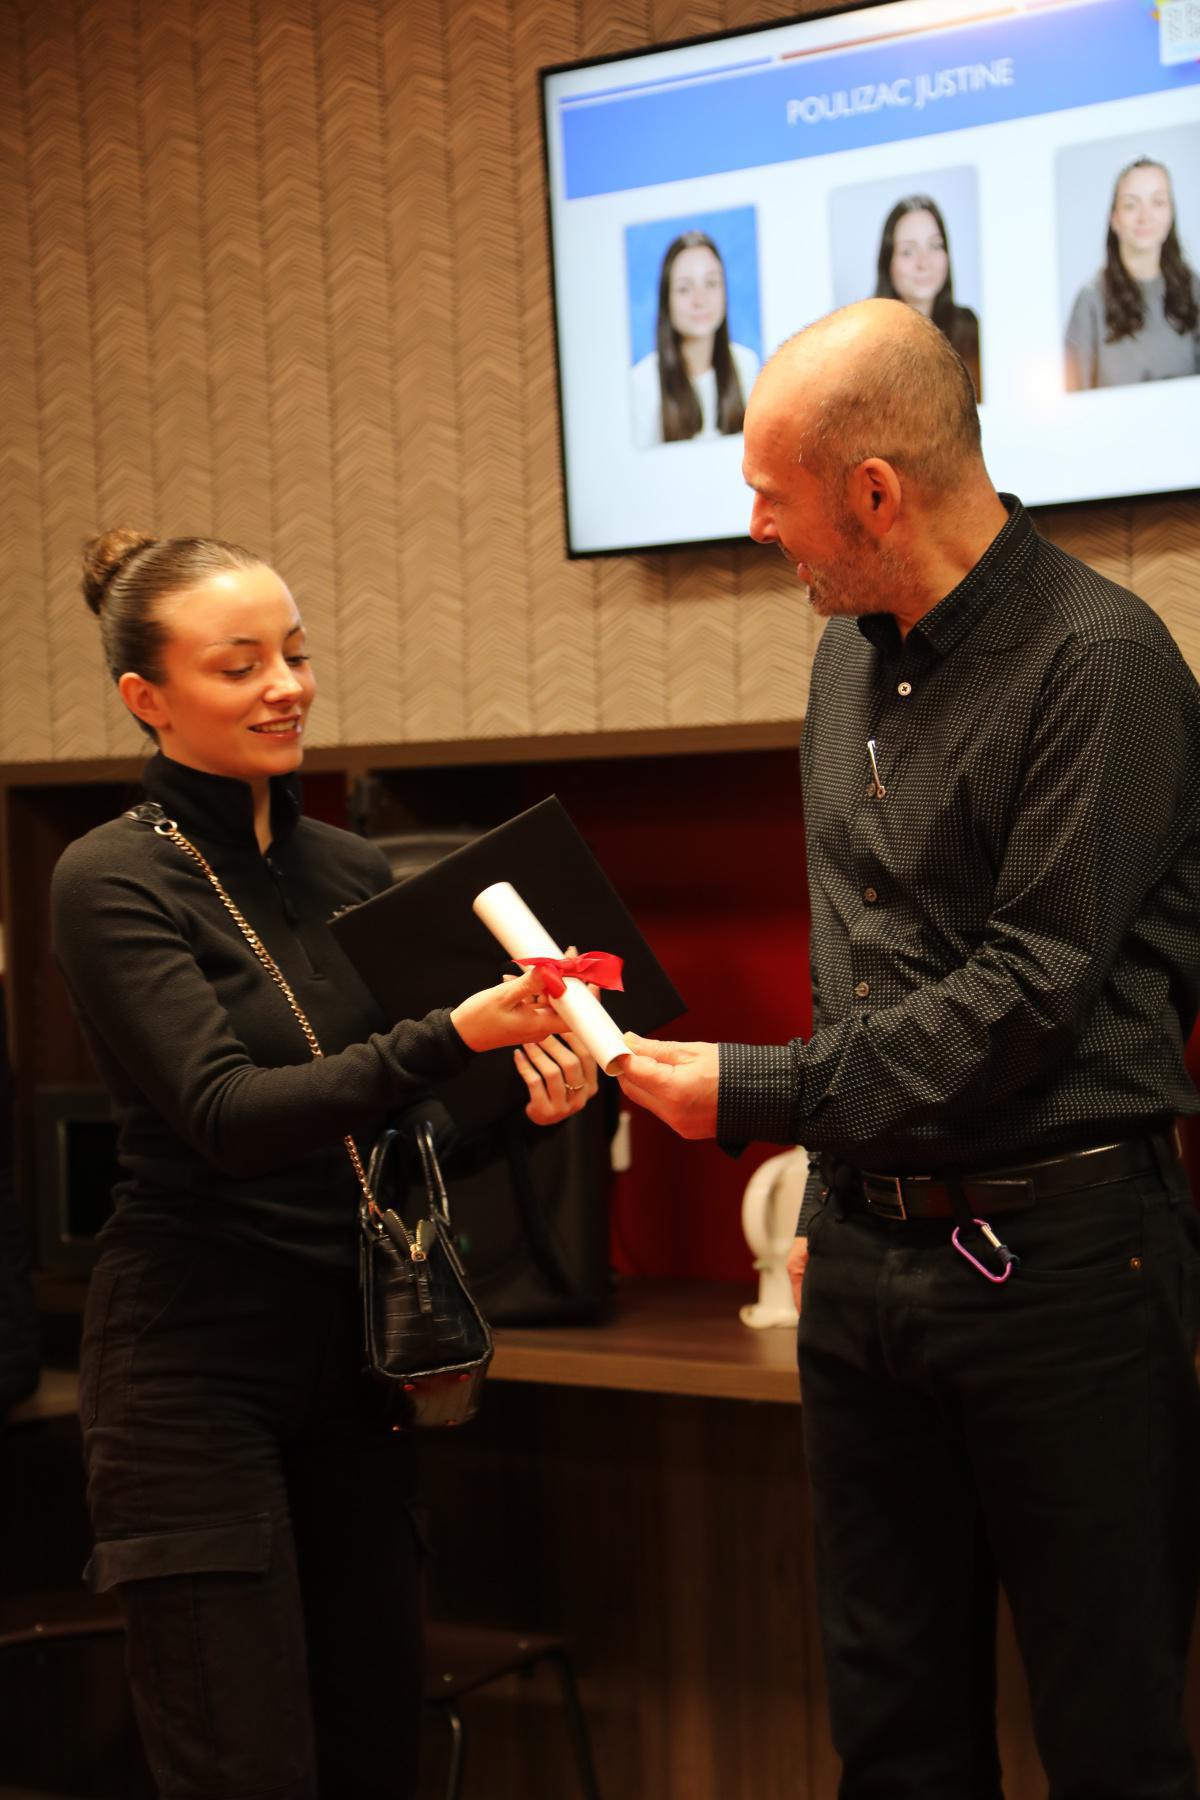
[10, 1280, 801, 1423]
[8, 1366, 80, 1425]
[490, 1279, 801, 1405]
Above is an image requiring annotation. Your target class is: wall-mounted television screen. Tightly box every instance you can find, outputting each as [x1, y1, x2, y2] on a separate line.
[541, 0, 1200, 555]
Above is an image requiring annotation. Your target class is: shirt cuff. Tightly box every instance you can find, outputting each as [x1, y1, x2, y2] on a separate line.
[716, 1042, 798, 1147]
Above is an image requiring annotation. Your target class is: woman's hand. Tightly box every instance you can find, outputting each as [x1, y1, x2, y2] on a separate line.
[449, 967, 554, 1053]
[514, 1029, 599, 1125]
[499, 951, 601, 1123]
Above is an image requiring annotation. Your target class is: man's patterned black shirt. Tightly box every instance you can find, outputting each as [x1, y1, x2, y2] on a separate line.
[718, 497, 1200, 1186]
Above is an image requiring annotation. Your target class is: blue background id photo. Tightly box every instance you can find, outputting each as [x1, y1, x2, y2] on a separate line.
[625, 204, 763, 367]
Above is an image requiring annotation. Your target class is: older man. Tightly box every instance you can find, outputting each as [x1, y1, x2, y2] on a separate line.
[620, 299, 1200, 1799]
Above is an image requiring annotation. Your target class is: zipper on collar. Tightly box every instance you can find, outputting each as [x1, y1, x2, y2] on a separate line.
[264, 852, 299, 928]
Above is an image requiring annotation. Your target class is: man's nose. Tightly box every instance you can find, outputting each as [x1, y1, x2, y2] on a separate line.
[748, 496, 775, 543]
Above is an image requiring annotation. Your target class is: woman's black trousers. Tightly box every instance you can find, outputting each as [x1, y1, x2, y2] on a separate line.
[80, 1232, 425, 1800]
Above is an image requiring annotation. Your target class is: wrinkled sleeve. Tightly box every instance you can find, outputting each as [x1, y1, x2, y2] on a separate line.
[51, 855, 472, 1179]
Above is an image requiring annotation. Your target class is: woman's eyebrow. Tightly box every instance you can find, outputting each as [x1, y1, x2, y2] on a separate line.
[206, 624, 305, 649]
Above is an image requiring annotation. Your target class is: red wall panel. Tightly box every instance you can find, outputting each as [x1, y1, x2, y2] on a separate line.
[519, 751, 811, 1283]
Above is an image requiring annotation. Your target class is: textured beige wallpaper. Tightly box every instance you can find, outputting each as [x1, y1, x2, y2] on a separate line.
[0, 0, 1195, 767]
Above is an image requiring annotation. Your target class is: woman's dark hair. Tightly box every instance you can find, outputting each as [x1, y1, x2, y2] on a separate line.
[873, 195, 982, 397]
[874, 195, 962, 332]
[81, 530, 265, 737]
[655, 231, 747, 442]
[1100, 158, 1198, 344]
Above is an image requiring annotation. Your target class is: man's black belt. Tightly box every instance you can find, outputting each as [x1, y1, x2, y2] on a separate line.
[857, 1130, 1183, 1223]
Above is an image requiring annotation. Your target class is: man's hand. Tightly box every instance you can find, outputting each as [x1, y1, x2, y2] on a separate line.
[787, 1235, 808, 1316]
[616, 1032, 718, 1140]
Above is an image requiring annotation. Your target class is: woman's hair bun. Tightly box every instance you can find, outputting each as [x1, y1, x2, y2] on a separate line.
[81, 528, 158, 615]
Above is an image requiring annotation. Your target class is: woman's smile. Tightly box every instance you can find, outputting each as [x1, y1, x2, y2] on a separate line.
[249, 715, 304, 736]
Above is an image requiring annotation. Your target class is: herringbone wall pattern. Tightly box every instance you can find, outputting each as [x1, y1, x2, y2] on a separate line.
[0, 0, 1195, 766]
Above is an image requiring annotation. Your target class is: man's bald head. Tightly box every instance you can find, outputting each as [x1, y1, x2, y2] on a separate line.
[749, 299, 982, 499]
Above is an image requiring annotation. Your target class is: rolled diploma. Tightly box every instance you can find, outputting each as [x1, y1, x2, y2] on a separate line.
[473, 881, 631, 1074]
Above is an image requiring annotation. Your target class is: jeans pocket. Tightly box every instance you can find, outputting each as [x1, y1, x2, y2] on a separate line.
[128, 1256, 198, 1343]
[1003, 1181, 1144, 1285]
[86, 1516, 273, 1591]
[90, 1516, 318, 1796]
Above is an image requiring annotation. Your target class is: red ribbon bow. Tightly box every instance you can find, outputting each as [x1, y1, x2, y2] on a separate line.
[519, 952, 625, 999]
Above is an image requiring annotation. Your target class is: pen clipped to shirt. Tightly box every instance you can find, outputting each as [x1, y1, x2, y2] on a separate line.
[867, 738, 886, 799]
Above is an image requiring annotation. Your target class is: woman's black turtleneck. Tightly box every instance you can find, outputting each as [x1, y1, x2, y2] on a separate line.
[51, 753, 473, 1269]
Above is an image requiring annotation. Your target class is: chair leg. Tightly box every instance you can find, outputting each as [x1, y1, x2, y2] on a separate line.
[546, 1650, 602, 1800]
[438, 1701, 467, 1800]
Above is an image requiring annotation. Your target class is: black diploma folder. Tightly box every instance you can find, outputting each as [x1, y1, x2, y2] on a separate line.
[329, 796, 685, 1125]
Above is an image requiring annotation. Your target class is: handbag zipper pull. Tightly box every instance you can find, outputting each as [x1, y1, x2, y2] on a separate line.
[413, 1220, 435, 1315]
[381, 1207, 418, 1258]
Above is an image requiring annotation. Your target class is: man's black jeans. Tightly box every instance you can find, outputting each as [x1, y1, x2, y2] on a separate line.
[80, 1232, 426, 1800]
[798, 1152, 1200, 1800]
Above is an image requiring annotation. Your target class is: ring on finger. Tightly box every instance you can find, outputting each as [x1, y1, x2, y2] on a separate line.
[565, 1082, 586, 1093]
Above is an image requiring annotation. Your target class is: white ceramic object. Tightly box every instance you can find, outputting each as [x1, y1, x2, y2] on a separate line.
[739, 1148, 807, 1329]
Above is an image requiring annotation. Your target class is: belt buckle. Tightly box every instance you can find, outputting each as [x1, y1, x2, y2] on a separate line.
[862, 1173, 908, 1222]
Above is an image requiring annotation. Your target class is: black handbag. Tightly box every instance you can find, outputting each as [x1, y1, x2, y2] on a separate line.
[361, 824, 617, 1326]
[360, 1120, 493, 1427]
[127, 802, 492, 1429]
[440, 1101, 614, 1325]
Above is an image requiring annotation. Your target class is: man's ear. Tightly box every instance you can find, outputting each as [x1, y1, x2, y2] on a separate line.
[848, 458, 902, 539]
[117, 670, 169, 734]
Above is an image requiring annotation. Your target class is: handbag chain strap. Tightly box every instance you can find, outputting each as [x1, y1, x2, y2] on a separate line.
[128, 805, 381, 1218]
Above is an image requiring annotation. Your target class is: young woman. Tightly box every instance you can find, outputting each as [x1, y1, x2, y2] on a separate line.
[52, 529, 598, 1800]
[630, 230, 759, 448]
[1064, 157, 1200, 391]
[874, 195, 982, 401]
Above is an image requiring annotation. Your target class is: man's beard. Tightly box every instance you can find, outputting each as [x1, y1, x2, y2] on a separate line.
[800, 510, 919, 622]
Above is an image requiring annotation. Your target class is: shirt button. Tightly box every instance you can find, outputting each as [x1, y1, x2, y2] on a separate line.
[897, 681, 912, 697]
[863, 887, 878, 904]
[854, 980, 870, 999]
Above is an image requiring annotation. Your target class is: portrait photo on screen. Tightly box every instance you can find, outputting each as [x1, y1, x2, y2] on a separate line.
[1056, 122, 1200, 394]
[828, 165, 983, 400]
[624, 205, 763, 450]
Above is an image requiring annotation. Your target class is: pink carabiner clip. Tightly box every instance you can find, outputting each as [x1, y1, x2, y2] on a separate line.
[952, 1218, 1019, 1285]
